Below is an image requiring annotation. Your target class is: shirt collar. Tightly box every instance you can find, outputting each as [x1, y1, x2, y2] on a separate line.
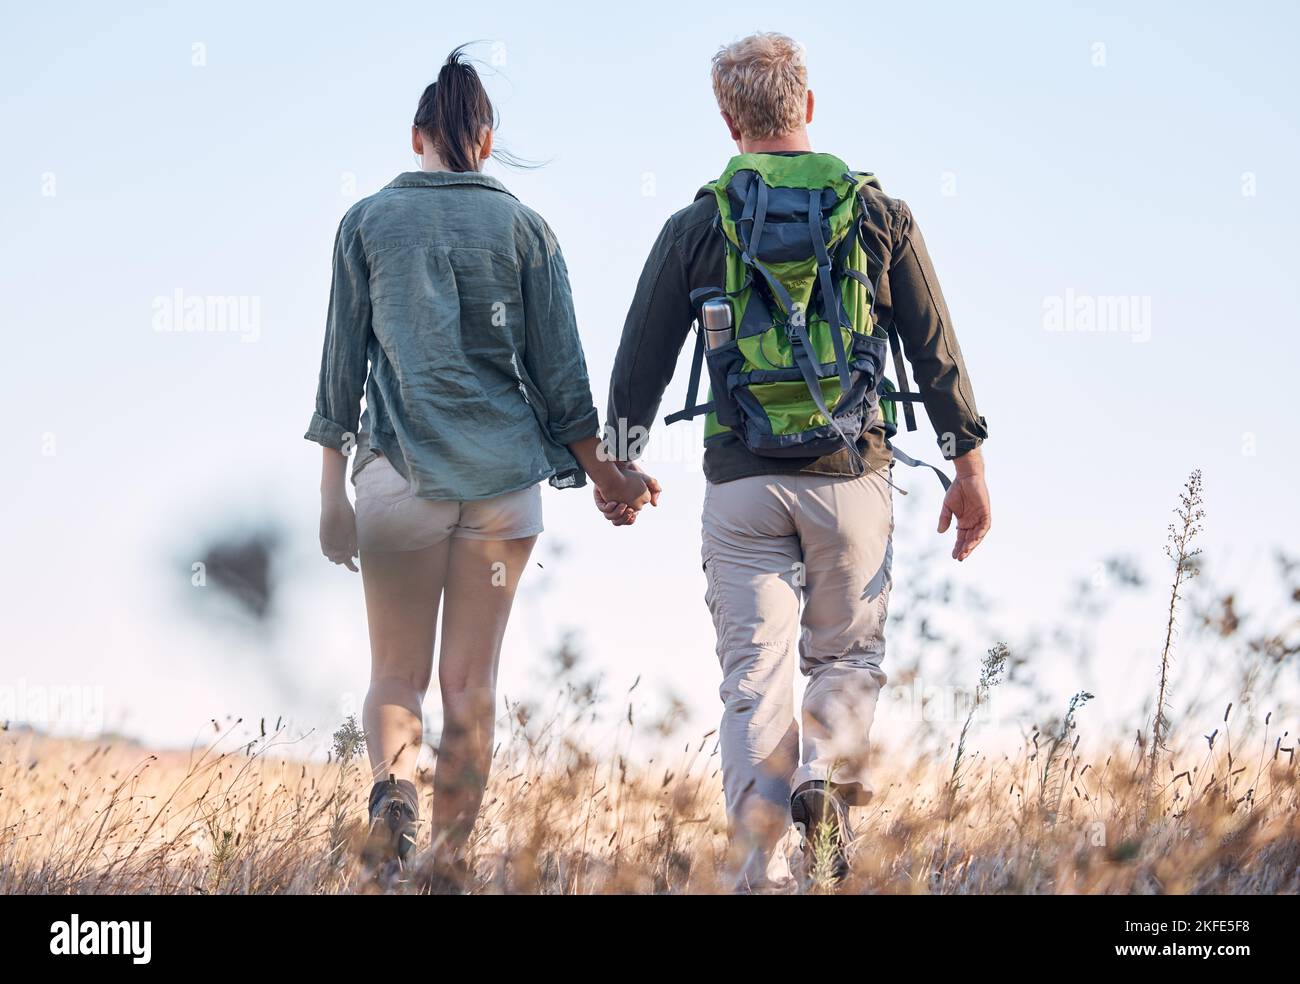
[384, 169, 516, 197]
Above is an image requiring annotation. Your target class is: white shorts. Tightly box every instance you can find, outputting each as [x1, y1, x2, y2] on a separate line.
[354, 454, 544, 552]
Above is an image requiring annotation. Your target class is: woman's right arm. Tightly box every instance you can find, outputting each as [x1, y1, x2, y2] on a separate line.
[518, 223, 599, 431]
[319, 447, 358, 571]
[306, 211, 372, 570]
[518, 217, 659, 514]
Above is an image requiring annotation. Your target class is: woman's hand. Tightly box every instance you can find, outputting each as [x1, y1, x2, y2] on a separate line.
[320, 491, 359, 571]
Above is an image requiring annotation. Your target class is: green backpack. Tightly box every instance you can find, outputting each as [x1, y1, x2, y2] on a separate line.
[665, 152, 947, 487]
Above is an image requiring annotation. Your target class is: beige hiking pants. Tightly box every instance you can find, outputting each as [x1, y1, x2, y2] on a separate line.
[701, 467, 892, 887]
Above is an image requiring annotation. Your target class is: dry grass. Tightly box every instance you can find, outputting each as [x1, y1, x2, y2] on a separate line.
[1, 699, 1296, 894]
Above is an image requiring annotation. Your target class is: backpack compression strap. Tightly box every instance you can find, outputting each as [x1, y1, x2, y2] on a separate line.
[888, 444, 952, 491]
[808, 188, 852, 399]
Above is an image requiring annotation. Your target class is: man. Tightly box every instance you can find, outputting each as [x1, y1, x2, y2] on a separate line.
[598, 32, 991, 890]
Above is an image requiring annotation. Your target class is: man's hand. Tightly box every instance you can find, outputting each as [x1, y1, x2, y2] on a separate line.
[937, 448, 990, 561]
[594, 461, 662, 527]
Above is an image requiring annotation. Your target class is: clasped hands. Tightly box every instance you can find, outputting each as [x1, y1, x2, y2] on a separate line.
[592, 460, 661, 527]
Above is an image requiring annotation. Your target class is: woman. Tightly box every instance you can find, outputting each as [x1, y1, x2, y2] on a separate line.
[306, 47, 655, 885]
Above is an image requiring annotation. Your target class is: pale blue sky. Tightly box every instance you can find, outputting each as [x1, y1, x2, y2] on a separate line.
[2, 1, 1296, 749]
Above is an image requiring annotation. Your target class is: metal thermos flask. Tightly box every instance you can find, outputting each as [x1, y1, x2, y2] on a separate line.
[701, 299, 733, 349]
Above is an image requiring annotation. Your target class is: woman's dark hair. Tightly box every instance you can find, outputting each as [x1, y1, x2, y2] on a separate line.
[414, 45, 530, 172]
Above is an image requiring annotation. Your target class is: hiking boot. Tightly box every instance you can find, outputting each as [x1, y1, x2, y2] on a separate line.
[364, 775, 420, 869]
[790, 780, 850, 887]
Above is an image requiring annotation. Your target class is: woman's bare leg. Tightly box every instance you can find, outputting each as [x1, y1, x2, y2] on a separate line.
[430, 534, 536, 857]
[359, 542, 451, 784]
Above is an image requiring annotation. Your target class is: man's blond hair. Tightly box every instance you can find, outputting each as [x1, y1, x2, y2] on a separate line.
[711, 32, 808, 140]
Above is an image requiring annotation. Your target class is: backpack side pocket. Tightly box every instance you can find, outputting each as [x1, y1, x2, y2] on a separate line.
[704, 339, 745, 429]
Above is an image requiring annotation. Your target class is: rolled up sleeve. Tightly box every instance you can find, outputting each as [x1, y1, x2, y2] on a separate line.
[305, 212, 371, 453]
[519, 221, 600, 446]
[888, 201, 989, 459]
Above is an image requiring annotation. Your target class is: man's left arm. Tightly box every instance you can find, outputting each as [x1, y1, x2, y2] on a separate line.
[887, 201, 991, 561]
[596, 216, 695, 525]
[606, 217, 696, 458]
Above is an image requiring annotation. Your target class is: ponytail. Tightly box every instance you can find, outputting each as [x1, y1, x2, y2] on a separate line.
[414, 45, 530, 172]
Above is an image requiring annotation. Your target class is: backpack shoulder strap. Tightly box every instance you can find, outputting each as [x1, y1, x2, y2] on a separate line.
[844, 187, 921, 432]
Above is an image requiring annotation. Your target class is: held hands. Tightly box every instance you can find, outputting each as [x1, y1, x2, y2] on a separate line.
[937, 448, 991, 562]
[593, 461, 662, 527]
